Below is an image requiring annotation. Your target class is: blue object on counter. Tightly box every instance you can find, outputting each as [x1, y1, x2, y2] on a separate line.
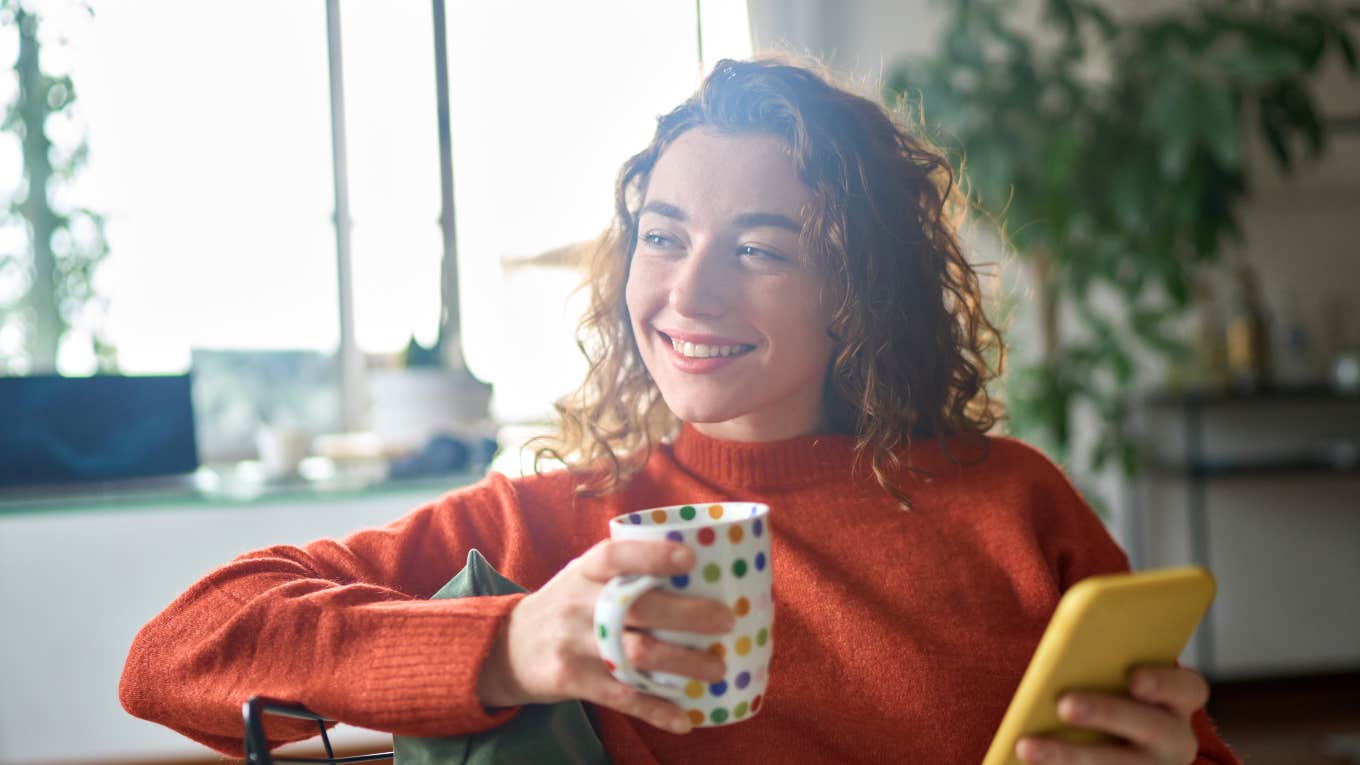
[0, 374, 198, 487]
[387, 433, 501, 479]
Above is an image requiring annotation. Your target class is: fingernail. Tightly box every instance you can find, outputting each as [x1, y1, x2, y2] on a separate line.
[671, 548, 693, 570]
[1057, 696, 1086, 722]
[1016, 738, 1049, 763]
[670, 716, 692, 734]
[1134, 672, 1157, 695]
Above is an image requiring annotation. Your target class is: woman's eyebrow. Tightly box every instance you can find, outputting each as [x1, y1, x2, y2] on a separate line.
[639, 201, 687, 220]
[638, 202, 800, 233]
[731, 211, 801, 232]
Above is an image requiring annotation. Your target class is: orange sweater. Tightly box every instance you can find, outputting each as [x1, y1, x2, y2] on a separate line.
[120, 427, 1239, 764]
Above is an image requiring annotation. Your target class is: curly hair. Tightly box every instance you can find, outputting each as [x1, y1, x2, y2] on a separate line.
[535, 56, 1004, 507]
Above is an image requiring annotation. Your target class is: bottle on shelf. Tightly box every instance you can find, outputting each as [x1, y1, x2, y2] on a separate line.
[1271, 289, 1316, 388]
[1224, 260, 1272, 392]
[1184, 272, 1228, 392]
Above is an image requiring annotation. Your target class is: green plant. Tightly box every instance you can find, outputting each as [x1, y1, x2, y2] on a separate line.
[887, 0, 1359, 477]
[0, 1, 113, 374]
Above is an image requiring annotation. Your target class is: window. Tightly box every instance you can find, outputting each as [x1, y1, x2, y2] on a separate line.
[3, 0, 750, 471]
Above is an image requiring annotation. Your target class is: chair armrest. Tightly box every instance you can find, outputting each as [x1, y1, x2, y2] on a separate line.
[242, 696, 393, 764]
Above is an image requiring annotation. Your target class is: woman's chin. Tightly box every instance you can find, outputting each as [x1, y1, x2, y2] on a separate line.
[670, 408, 740, 428]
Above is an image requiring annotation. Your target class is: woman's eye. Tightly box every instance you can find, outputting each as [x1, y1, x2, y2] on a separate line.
[641, 232, 673, 248]
[738, 245, 785, 262]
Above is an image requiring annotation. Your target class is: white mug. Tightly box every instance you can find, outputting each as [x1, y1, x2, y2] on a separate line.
[593, 502, 773, 727]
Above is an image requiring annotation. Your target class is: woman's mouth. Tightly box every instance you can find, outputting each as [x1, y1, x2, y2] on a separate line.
[663, 334, 756, 359]
[657, 331, 756, 371]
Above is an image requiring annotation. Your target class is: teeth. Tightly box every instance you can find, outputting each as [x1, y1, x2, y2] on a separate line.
[669, 337, 749, 359]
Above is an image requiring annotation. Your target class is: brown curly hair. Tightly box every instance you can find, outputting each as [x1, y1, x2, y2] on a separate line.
[535, 56, 1004, 507]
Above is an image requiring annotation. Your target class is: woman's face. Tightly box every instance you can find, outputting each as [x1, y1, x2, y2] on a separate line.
[625, 128, 835, 442]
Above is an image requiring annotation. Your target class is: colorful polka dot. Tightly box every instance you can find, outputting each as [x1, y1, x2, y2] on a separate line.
[696, 527, 716, 546]
[707, 642, 725, 659]
[708, 504, 724, 519]
[603, 659, 616, 673]
[670, 574, 689, 588]
[751, 694, 763, 713]
[665, 530, 684, 543]
[709, 680, 728, 697]
[728, 525, 744, 543]
[756, 627, 769, 646]
[598, 624, 607, 639]
[651, 509, 668, 523]
[732, 559, 747, 578]
[628, 513, 642, 524]
[735, 671, 751, 689]
[735, 636, 752, 655]
[702, 563, 721, 582]
[733, 596, 750, 617]
[684, 680, 704, 699]
[686, 709, 705, 725]
[711, 707, 729, 724]
[753, 518, 764, 537]
[749, 505, 759, 516]
[734, 701, 749, 718]
[755, 551, 767, 571]
[680, 505, 697, 520]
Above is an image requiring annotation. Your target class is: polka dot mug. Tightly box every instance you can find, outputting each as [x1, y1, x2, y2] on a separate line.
[593, 502, 772, 728]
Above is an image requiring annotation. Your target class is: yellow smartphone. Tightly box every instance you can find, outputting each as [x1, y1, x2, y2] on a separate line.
[982, 565, 1216, 765]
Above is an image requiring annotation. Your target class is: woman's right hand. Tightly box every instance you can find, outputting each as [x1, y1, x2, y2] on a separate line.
[475, 539, 736, 734]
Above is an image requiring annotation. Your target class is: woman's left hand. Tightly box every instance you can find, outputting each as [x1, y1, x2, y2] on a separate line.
[1015, 664, 1210, 764]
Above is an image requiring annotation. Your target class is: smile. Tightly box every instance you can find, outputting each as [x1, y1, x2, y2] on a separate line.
[657, 330, 757, 372]
[667, 336, 755, 358]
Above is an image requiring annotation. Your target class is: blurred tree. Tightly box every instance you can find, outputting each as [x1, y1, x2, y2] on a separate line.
[1, 0, 114, 374]
[888, 0, 1359, 477]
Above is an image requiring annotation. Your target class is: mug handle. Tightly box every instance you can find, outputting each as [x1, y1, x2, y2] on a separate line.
[593, 574, 687, 699]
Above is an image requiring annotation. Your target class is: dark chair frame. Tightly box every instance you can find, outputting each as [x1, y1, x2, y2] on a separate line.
[243, 696, 394, 764]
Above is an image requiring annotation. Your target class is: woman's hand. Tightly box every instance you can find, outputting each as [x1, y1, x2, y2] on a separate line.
[1016, 665, 1210, 764]
[476, 539, 735, 735]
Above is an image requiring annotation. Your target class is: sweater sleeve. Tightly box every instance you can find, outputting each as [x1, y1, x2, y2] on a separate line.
[1012, 441, 1242, 765]
[119, 472, 538, 756]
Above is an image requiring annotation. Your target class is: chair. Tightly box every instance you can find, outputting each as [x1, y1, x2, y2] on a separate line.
[243, 696, 394, 764]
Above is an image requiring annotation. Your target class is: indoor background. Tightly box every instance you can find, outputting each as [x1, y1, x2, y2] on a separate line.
[0, 1, 1356, 763]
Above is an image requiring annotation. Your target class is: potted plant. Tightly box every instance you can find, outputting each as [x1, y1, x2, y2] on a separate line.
[886, 0, 1359, 487]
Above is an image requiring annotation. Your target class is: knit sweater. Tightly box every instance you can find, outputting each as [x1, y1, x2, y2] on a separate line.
[120, 426, 1239, 764]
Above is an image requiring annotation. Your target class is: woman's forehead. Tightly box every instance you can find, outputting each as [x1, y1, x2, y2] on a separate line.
[643, 128, 812, 223]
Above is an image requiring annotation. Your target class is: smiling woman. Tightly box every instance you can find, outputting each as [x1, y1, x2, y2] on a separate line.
[539, 58, 1006, 504]
[627, 130, 835, 443]
[120, 57, 1241, 765]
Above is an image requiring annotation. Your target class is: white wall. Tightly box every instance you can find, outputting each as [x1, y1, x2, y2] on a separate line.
[0, 490, 442, 764]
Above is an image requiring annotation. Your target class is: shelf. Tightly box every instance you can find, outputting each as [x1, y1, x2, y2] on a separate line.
[1144, 385, 1360, 408]
[1150, 458, 1360, 480]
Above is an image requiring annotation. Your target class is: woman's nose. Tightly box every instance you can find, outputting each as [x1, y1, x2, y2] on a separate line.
[668, 243, 729, 318]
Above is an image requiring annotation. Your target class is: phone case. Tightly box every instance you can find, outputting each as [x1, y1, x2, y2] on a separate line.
[981, 565, 1216, 765]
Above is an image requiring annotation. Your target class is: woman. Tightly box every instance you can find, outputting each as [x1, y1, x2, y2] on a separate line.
[121, 58, 1238, 764]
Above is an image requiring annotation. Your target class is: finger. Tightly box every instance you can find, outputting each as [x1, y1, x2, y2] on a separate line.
[621, 631, 726, 683]
[1015, 736, 1148, 765]
[573, 660, 694, 735]
[625, 590, 735, 634]
[1057, 692, 1196, 764]
[1128, 665, 1210, 719]
[578, 539, 694, 582]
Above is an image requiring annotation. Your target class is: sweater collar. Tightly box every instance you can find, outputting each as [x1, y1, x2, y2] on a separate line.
[666, 423, 860, 490]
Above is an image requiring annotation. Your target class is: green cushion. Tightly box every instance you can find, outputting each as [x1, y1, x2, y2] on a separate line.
[392, 550, 612, 765]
